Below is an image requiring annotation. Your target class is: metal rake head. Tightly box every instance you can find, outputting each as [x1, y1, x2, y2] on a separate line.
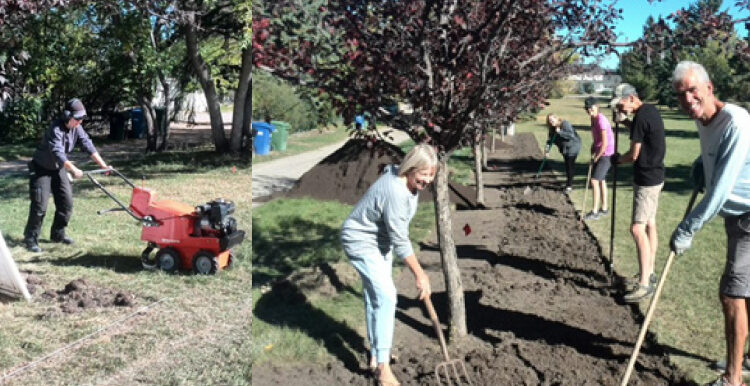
[435, 359, 473, 385]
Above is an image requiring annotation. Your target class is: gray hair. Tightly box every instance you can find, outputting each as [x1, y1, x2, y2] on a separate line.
[399, 143, 438, 176]
[672, 61, 711, 86]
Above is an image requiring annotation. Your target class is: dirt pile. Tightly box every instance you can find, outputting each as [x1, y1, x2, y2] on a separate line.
[252, 133, 688, 385]
[284, 139, 477, 208]
[38, 278, 135, 316]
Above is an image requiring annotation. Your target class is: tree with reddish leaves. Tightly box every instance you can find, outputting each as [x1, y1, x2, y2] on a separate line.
[255, 0, 620, 338]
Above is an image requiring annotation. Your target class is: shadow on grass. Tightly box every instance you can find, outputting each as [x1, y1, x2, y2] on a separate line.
[0, 174, 30, 201]
[0, 140, 36, 161]
[0, 148, 251, 202]
[49, 252, 145, 273]
[252, 215, 343, 285]
[254, 281, 369, 375]
[23, 250, 144, 273]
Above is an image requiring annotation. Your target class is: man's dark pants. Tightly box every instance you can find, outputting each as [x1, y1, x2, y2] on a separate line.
[23, 161, 73, 243]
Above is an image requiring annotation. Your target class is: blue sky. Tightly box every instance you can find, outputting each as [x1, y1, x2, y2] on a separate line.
[598, 0, 750, 69]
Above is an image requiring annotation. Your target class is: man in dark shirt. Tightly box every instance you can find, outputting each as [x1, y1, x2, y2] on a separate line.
[611, 83, 667, 303]
[23, 98, 110, 252]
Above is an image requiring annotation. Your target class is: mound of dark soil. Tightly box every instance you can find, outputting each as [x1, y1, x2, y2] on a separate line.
[39, 278, 135, 316]
[253, 133, 688, 385]
[284, 139, 477, 208]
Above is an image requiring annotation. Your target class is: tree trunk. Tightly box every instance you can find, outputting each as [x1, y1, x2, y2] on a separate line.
[183, 12, 228, 152]
[157, 74, 171, 152]
[491, 127, 496, 153]
[481, 135, 488, 169]
[140, 96, 157, 152]
[231, 45, 251, 154]
[433, 157, 467, 338]
[242, 78, 252, 155]
[473, 137, 485, 207]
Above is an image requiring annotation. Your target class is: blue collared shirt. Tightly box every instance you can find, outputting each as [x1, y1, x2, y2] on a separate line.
[32, 119, 98, 171]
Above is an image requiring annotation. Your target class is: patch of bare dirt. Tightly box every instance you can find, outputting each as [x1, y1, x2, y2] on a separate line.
[32, 277, 135, 317]
[252, 133, 688, 385]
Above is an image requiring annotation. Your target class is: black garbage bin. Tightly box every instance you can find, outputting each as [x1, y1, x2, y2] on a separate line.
[109, 111, 129, 141]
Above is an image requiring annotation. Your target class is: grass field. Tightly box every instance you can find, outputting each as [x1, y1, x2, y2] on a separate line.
[0, 147, 252, 384]
[517, 96, 726, 384]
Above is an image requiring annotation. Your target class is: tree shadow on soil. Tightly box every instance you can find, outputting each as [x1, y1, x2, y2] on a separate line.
[494, 252, 609, 292]
[462, 290, 632, 360]
[418, 243, 608, 292]
[254, 281, 369, 375]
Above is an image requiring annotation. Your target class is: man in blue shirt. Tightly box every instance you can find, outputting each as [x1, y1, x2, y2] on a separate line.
[23, 98, 110, 252]
[671, 61, 750, 386]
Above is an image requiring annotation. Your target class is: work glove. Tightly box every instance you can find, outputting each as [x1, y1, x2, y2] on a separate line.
[691, 156, 705, 193]
[670, 226, 693, 255]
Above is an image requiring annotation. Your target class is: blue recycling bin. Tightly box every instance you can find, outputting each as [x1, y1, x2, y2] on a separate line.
[130, 108, 146, 139]
[252, 121, 276, 156]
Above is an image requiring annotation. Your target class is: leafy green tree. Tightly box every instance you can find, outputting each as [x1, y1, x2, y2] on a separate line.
[252, 71, 319, 132]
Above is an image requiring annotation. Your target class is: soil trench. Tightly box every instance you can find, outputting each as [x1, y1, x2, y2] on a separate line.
[252, 134, 687, 385]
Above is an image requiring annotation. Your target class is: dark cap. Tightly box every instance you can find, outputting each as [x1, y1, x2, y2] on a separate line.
[610, 83, 638, 107]
[584, 97, 597, 110]
[65, 98, 87, 120]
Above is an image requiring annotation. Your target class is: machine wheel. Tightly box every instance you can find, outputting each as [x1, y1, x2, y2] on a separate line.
[156, 248, 181, 273]
[193, 251, 218, 275]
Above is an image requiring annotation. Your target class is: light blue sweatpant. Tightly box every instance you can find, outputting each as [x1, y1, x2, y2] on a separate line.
[348, 252, 397, 364]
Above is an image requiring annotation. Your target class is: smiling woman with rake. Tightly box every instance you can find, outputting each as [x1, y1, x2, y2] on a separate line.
[340, 143, 437, 386]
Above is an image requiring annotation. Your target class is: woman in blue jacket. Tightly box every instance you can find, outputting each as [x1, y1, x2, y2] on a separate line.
[341, 143, 437, 386]
[545, 113, 582, 192]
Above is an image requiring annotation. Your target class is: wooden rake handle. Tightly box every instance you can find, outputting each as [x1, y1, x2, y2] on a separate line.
[424, 296, 451, 361]
[581, 160, 593, 215]
[620, 188, 700, 385]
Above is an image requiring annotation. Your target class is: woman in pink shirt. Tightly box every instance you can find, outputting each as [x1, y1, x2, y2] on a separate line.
[584, 97, 614, 220]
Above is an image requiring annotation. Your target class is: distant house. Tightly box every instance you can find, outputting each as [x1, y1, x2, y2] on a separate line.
[567, 65, 621, 94]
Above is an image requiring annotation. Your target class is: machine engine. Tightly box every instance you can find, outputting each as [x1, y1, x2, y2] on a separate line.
[194, 199, 238, 237]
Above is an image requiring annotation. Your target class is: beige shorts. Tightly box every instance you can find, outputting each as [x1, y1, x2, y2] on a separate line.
[632, 183, 663, 224]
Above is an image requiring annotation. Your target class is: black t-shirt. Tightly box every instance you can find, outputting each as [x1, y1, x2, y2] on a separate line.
[630, 104, 666, 186]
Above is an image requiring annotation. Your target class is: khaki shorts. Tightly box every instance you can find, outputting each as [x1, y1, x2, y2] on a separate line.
[632, 183, 663, 224]
[720, 213, 750, 298]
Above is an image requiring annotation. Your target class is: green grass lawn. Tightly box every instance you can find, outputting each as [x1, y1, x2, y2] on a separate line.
[517, 96, 725, 384]
[0, 149, 252, 384]
[0, 141, 37, 162]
